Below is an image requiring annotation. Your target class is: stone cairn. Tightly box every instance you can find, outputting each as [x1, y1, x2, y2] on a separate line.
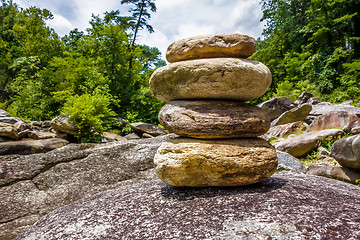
[149, 33, 278, 187]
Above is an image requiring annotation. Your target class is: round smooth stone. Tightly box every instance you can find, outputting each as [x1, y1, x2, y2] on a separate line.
[154, 137, 278, 187]
[149, 58, 272, 102]
[166, 33, 256, 63]
[159, 100, 270, 138]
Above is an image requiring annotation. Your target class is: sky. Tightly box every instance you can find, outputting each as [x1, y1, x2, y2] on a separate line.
[12, 0, 266, 59]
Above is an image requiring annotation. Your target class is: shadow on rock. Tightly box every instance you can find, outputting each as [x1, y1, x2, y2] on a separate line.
[161, 176, 287, 201]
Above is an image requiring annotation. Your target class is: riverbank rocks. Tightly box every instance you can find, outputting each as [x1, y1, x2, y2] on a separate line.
[150, 33, 277, 187]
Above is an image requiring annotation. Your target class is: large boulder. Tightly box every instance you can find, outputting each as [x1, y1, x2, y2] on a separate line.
[307, 164, 360, 184]
[343, 118, 360, 134]
[166, 33, 256, 62]
[154, 137, 278, 187]
[309, 102, 360, 117]
[271, 103, 312, 126]
[159, 100, 270, 138]
[15, 175, 360, 240]
[0, 109, 11, 118]
[0, 135, 169, 240]
[0, 138, 68, 155]
[258, 97, 296, 121]
[331, 134, 360, 170]
[308, 111, 358, 132]
[273, 129, 343, 158]
[149, 58, 272, 102]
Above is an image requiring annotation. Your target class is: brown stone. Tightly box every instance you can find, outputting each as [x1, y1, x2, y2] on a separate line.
[273, 129, 343, 158]
[154, 137, 278, 187]
[307, 164, 360, 184]
[266, 121, 307, 138]
[308, 111, 358, 132]
[159, 100, 270, 138]
[149, 58, 272, 102]
[258, 97, 296, 121]
[343, 119, 360, 134]
[331, 134, 360, 170]
[166, 33, 256, 63]
[28, 131, 56, 140]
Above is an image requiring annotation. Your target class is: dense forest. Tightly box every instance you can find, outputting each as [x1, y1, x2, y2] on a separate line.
[252, 0, 360, 104]
[0, 0, 359, 142]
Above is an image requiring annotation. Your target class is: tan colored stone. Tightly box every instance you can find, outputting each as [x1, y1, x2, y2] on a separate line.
[271, 104, 312, 126]
[166, 33, 256, 63]
[154, 137, 278, 187]
[159, 100, 270, 138]
[0, 124, 18, 140]
[149, 58, 272, 102]
[308, 111, 358, 132]
[266, 121, 307, 138]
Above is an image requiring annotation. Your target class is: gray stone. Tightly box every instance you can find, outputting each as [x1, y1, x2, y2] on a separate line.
[310, 103, 360, 117]
[274, 129, 344, 158]
[307, 164, 360, 184]
[0, 117, 25, 124]
[294, 91, 313, 105]
[15, 175, 360, 240]
[0, 109, 11, 118]
[0, 135, 170, 240]
[331, 134, 360, 170]
[266, 121, 307, 138]
[0, 124, 18, 140]
[271, 103, 312, 126]
[308, 111, 358, 132]
[149, 58, 272, 102]
[343, 118, 360, 134]
[0, 138, 68, 156]
[159, 100, 270, 138]
[276, 151, 306, 173]
[258, 97, 296, 121]
[50, 115, 77, 136]
[130, 122, 167, 137]
[28, 131, 56, 140]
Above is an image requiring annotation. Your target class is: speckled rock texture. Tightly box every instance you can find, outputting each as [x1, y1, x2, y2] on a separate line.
[159, 100, 270, 138]
[331, 134, 360, 170]
[154, 137, 278, 187]
[166, 33, 256, 63]
[149, 58, 272, 102]
[15, 174, 360, 240]
[273, 129, 344, 158]
[308, 111, 358, 132]
[0, 135, 170, 240]
[271, 103, 312, 126]
[276, 151, 305, 174]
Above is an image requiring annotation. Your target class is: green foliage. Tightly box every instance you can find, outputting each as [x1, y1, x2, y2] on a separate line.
[62, 93, 116, 143]
[253, 0, 360, 103]
[356, 179, 360, 187]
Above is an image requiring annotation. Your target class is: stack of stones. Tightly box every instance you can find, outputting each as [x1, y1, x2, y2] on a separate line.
[149, 33, 278, 187]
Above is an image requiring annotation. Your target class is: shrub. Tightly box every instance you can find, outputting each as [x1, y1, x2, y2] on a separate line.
[61, 93, 116, 143]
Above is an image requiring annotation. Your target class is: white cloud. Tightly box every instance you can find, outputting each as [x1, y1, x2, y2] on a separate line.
[12, 0, 265, 59]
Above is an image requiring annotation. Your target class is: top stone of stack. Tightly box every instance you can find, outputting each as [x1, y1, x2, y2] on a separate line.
[166, 33, 256, 63]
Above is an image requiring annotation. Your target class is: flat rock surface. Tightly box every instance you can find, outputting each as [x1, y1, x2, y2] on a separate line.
[271, 103, 312, 126]
[0, 138, 68, 155]
[0, 135, 170, 240]
[159, 100, 270, 138]
[16, 174, 360, 240]
[308, 111, 358, 132]
[154, 137, 278, 187]
[149, 58, 272, 102]
[310, 103, 360, 117]
[166, 33, 256, 63]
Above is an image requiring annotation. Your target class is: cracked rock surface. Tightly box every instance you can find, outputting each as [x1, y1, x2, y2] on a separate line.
[0, 135, 170, 240]
[16, 174, 360, 240]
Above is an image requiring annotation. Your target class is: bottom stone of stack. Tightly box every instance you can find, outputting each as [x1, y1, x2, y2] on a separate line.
[154, 137, 278, 187]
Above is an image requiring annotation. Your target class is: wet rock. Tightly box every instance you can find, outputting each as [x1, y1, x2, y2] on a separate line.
[166, 33, 256, 63]
[331, 134, 360, 170]
[159, 100, 270, 138]
[149, 58, 272, 102]
[15, 175, 360, 240]
[258, 97, 296, 121]
[308, 111, 358, 132]
[274, 129, 343, 158]
[271, 103, 312, 126]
